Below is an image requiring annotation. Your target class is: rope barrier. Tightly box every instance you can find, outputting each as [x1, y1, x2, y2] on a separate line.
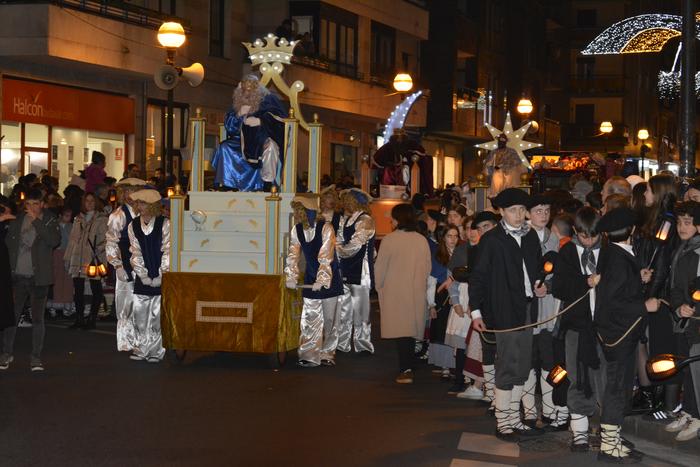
[475, 285, 663, 348]
[479, 288, 592, 335]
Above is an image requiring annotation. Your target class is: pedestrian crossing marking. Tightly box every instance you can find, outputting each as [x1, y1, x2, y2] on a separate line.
[457, 432, 520, 458]
[450, 460, 515, 467]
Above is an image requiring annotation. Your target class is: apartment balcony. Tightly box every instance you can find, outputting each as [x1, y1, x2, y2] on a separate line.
[0, 2, 187, 77]
[561, 123, 629, 151]
[9, 0, 189, 30]
[285, 59, 427, 124]
[291, 56, 365, 82]
[569, 75, 625, 96]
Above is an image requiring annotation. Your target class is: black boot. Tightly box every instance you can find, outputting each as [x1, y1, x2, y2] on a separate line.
[629, 386, 654, 415]
[69, 309, 85, 329]
[83, 295, 100, 330]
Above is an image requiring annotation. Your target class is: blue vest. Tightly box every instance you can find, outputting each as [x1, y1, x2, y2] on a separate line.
[132, 216, 164, 296]
[296, 221, 343, 299]
[340, 213, 375, 288]
[331, 211, 341, 234]
[118, 206, 135, 281]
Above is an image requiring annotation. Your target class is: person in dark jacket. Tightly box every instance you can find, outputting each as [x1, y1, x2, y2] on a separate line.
[633, 174, 679, 417]
[469, 188, 547, 442]
[0, 188, 61, 371]
[666, 201, 700, 441]
[553, 207, 604, 452]
[0, 196, 16, 331]
[595, 207, 657, 463]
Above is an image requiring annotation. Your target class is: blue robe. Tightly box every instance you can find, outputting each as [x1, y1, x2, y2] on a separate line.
[211, 94, 287, 191]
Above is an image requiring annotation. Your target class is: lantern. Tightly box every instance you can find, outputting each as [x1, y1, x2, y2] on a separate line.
[655, 219, 672, 241]
[86, 262, 98, 278]
[97, 262, 108, 277]
[536, 251, 558, 286]
[546, 364, 568, 386]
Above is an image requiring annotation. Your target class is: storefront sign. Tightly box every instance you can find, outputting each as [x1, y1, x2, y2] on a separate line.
[2, 78, 134, 134]
[115, 148, 123, 160]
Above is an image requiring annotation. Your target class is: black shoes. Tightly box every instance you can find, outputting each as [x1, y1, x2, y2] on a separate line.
[495, 430, 520, 443]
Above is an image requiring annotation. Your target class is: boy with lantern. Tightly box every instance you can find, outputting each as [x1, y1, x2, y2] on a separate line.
[285, 196, 343, 367]
[594, 207, 657, 463]
[127, 189, 169, 363]
[106, 177, 146, 353]
[469, 188, 547, 442]
[522, 194, 570, 431]
[666, 201, 700, 441]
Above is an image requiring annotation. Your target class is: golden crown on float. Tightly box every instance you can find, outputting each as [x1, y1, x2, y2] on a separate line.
[243, 34, 299, 66]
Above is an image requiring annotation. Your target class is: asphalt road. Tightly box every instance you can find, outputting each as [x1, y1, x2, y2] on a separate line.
[0, 313, 696, 467]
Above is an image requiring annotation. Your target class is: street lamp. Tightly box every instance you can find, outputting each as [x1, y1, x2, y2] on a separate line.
[517, 97, 533, 116]
[638, 128, 649, 179]
[157, 21, 186, 181]
[600, 121, 613, 155]
[393, 73, 413, 93]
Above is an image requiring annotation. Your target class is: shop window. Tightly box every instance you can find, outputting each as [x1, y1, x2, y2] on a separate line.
[444, 156, 456, 186]
[1, 121, 21, 196]
[22, 123, 49, 178]
[432, 155, 438, 188]
[50, 128, 125, 192]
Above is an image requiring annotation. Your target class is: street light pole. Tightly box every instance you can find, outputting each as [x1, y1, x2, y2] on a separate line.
[166, 88, 174, 177]
[680, 0, 696, 179]
[157, 21, 186, 181]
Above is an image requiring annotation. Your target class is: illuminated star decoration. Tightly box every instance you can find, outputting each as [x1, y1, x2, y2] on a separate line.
[383, 90, 423, 142]
[474, 112, 541, 169]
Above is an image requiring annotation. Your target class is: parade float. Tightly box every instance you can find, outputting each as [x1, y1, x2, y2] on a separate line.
[161, 34, 322, 365]
[160, 34, 428, 363]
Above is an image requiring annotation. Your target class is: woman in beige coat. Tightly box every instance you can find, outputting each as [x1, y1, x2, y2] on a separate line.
[65, 192, 108, 329]
[375, 203, 431, 384]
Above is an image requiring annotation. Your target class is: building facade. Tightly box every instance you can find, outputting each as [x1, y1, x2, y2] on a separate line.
[544, 0, 690, 174]
[0, 0, 428, 194]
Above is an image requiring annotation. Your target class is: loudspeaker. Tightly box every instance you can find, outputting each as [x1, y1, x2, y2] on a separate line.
[181, 62, 204, 87]
[154, 64, 178, 90]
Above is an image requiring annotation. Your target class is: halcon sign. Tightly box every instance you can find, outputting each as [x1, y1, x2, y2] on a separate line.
[2, 78, 135, 134]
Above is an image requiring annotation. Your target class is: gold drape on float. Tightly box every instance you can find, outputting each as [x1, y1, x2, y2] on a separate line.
[161, 273, 302, 353]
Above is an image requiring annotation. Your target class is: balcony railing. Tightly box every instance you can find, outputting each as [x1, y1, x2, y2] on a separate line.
[569, 75, 625, 94]
[291, 55, 365, 81]
[561, 123, 629, 148]
[3, 0, 189, 30]
[290, 54, 410, 87]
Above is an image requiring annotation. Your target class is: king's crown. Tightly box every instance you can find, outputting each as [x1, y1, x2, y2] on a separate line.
[243, 33, 298, 66]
